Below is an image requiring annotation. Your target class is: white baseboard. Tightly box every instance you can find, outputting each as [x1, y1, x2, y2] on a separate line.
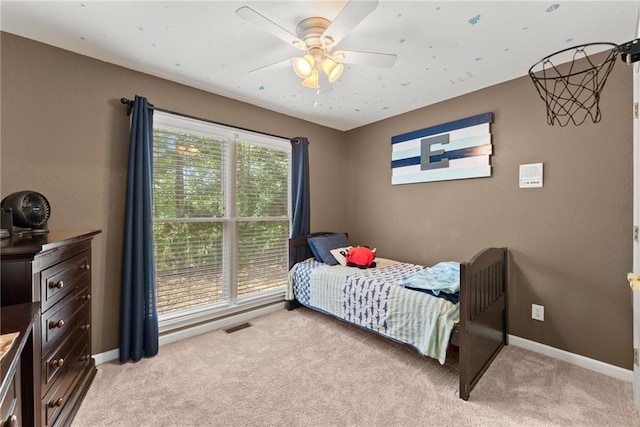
[93, 348, 119, 365]
[508, 334, 633, 383]
[158, 302, 282, 346]
[92, 302, 284, 366]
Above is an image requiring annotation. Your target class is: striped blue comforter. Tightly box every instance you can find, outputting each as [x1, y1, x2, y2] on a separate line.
[287, 258, 460, 364]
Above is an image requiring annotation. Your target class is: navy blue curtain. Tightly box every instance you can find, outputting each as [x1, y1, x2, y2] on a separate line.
[119, 95, 159, 362]
[290, 137, 310, 237]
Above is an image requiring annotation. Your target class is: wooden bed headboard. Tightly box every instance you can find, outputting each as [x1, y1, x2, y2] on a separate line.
[288, 232, 348, 269]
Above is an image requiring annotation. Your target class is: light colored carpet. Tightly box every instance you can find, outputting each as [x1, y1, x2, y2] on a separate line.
[73, 307, 639, 426]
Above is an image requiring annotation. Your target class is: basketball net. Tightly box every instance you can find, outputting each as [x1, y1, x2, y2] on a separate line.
[529, 43, 619, 126]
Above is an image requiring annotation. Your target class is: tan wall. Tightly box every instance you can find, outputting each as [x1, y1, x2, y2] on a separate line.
[0, 33, 346, 354]
[344, 54, 633, 369]
[1, 32, 634, 370]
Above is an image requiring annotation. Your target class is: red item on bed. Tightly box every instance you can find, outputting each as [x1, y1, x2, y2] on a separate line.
[346, 246, 376, 269]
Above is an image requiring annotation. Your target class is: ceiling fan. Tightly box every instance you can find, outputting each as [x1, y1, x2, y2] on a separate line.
[235, 0, 397, 91]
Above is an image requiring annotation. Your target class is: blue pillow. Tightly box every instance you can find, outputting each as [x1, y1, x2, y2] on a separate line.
[399, 262, 460, 295]
[307, 233, 350, 265]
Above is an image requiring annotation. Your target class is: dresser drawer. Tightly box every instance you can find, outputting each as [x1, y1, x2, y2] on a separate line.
[41, 286, 90, 354]
[41, 327, 90, 396]
[40, 250, 91, 313]
[41, 349, 90, 427]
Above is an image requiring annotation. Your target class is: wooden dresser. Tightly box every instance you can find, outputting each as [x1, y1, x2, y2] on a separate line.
[0, 303, 40, 427]
[1, 230, 101, 427]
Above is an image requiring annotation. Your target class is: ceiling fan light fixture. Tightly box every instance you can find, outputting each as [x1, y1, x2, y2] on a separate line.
[321, 57, 344, 83]
[301, 69, 320, 89]
[293, 54, 315, 78]
[238, 2, 397, 92]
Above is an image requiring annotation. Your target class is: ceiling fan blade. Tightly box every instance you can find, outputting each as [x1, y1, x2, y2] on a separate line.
[333, 50, 397, 68]
[248, 58, 294, 74]
[236, 6, 306, 50]
[322, 0, 379, 47]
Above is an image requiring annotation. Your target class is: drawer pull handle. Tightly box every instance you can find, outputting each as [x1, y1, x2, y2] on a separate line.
[48, 397, 63, 408]
[49, 358, 64, 368]
[79, 323, 91, 331]
[80, 264, 91, 271]
[49, 319, 65, 329]
[81, 294, 92, 301]
[49, 280, 64, 289]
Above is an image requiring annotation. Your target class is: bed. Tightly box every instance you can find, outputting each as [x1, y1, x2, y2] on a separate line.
[286, 232, 508, 401]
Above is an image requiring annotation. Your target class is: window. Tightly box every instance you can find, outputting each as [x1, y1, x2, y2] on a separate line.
[152, 111, 290, 329]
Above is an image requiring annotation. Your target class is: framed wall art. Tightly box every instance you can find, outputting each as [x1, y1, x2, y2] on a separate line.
[391, 112, 493, 185]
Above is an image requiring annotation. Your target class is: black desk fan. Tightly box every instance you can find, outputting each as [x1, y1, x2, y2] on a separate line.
[1, 190, 51, 236]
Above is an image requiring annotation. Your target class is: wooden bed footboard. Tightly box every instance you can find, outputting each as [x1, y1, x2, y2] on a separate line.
[287, 233, 508, 401]
[458, 247, 508, 400]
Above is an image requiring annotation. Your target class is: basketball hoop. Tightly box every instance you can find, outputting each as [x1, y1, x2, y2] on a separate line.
[529, 42, 619, 126]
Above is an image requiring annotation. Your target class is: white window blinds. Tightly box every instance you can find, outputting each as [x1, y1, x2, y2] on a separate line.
[152, 111, 290, 320]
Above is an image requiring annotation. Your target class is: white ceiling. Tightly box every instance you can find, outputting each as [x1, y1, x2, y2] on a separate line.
[1, 1, 638, 131]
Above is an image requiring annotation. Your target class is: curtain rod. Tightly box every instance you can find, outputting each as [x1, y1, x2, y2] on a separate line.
[120, 97, 294, 141]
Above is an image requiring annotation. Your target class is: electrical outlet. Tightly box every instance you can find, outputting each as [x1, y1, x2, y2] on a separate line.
[532, 304, 544, 321]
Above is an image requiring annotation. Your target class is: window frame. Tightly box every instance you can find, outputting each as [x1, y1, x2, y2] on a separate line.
[152, 111, 292, 333]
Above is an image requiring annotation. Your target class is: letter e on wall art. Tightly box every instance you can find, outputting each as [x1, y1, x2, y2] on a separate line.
[390, 112, 493, 185]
